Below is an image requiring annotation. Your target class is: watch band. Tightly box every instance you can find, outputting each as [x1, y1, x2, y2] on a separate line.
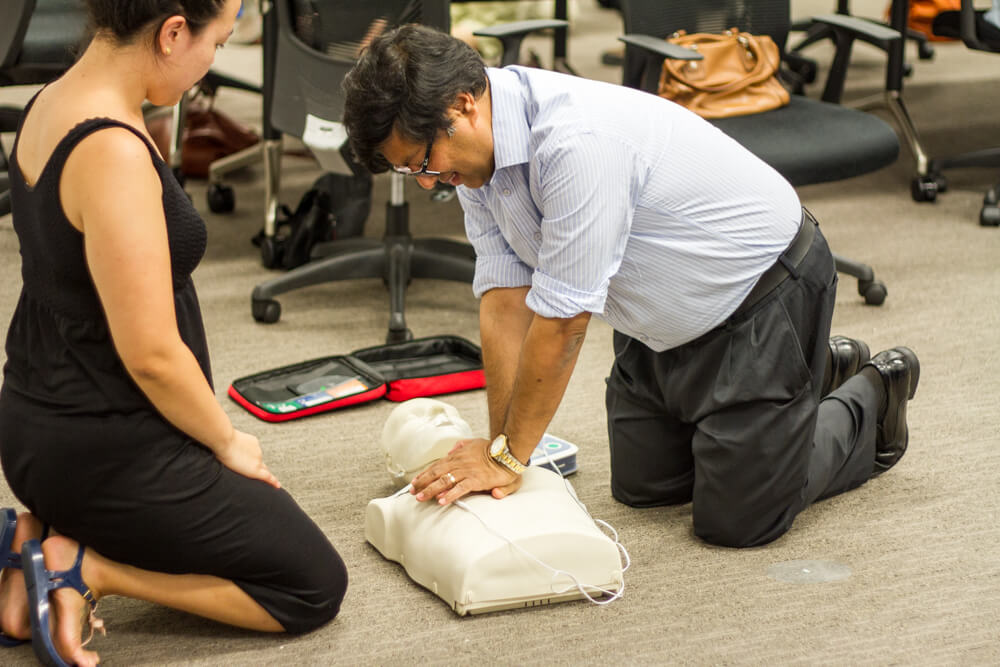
[491, 434, 527, 475]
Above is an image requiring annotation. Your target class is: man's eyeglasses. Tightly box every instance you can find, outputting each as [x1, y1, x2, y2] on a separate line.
[392, 138, 441, 177]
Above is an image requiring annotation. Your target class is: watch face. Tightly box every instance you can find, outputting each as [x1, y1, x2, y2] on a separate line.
[490, 435, 505, 456]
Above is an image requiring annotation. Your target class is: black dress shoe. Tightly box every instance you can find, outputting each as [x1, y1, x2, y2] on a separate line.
[865, 347, 920, 476]
[821, 335, 871, 396]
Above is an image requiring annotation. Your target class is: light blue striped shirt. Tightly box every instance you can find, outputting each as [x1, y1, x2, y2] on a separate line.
[458, 66, 802, 351]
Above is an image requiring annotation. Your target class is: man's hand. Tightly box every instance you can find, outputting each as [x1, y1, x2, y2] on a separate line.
[410, 438, 523, 505]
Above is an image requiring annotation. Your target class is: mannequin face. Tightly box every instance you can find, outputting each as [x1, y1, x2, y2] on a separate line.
[381, 399, 473, 481]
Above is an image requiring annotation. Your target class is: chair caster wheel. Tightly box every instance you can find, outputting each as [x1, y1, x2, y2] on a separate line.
[252, 298, 281, 323]
[207, 183, 235, 213]
[917, 42, 935, 60]
[981, 205, 1000, 227]
[911, 176, 939, 202]
[980, 189, 1000, 227]
[260, 236, 283, 269]
[858, 279, 887, 306]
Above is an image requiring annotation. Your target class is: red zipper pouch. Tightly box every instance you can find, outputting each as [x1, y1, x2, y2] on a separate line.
[351, 335, 486, 402]
[228, 336, 485, 422]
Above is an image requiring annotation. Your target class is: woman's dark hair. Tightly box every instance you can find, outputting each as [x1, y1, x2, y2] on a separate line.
[342, 24, 487, 174]
[84, 0, 228, 46]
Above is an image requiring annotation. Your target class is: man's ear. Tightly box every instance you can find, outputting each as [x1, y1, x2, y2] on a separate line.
[157, 15, 188, 56]
[451, 91, 479, 125]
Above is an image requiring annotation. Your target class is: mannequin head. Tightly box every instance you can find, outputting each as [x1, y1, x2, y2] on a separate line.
[381, 399, 473, 483]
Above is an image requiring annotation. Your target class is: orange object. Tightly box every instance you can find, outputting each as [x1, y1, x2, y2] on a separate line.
[890, 0, 962, 41]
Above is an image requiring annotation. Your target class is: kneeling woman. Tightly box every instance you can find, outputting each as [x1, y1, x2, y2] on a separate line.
[0, 1, 347, 664]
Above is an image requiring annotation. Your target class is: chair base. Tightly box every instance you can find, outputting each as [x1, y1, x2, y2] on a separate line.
[833, 253, 887, 306]
[252, 201, 476, 343]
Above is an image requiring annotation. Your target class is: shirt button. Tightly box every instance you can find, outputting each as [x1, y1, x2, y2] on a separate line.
[503, 188, 511, 195]
[534, 232, 542, 241]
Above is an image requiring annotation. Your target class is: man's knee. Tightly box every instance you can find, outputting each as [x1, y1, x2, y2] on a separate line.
[692, 507, 794, 548]
[610, 473, 692, 508]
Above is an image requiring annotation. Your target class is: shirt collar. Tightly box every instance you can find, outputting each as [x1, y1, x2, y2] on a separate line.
[487, 67, 532, 174]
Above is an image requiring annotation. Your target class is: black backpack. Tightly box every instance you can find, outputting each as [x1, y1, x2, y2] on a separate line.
[254, 164, 373, 270]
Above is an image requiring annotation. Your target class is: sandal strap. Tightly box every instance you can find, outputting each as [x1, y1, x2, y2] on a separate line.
[48, 545, 97, 611]
[0, 509, 17, 569]
[1, 508, 49, 570]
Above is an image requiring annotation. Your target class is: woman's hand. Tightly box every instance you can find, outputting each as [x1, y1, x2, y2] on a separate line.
[410, 438, 522, 505]
[215, 429, 281, 489]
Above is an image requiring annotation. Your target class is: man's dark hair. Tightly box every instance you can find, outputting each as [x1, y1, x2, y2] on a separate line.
[84, 0, 227, 47]
[342, 24, 488, 174]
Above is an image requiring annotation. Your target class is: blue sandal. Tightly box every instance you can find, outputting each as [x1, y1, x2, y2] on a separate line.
[1, 508, 51, 648]
[22, 538, 103, 667]
[0, 508, 26, 647]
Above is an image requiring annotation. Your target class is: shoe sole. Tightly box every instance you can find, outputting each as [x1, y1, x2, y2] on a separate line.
[896, 346, 920, 399]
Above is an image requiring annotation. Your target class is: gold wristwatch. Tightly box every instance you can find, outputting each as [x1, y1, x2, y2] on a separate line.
[489, 434, 527, 475]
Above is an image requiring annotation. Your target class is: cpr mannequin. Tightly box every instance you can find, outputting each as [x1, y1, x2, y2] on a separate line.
[380, 397, 475, 483]
[367, 399, 625, 615]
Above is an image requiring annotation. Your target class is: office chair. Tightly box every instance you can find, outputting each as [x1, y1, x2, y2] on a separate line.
[183, 69, 263, 212]
[789, 0, 935, 67]
[617, 0, 902, 306]
[1, 0, 88, 217]
[915, 0, 1000, 225]
[250, 0, 565, 342]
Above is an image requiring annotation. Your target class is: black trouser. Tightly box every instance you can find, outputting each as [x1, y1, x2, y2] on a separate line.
[605, 217, 878, 548]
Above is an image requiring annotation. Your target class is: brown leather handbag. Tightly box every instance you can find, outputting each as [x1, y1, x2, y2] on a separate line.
[143, 93, 259, 178]
[657, 29, 790, 119]
[179, 96, 259, 178]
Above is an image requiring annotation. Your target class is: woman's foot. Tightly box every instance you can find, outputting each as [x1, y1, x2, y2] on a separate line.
[39, 536, 104, 667]
[0, 511, 44, 641]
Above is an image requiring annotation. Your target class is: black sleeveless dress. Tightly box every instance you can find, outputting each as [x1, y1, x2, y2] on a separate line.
[0, 104, 346, 633]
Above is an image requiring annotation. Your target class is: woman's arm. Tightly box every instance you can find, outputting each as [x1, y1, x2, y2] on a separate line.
[61, 126, 278, 488]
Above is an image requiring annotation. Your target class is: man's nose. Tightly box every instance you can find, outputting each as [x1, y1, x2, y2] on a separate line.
[415, 173, 437, 190]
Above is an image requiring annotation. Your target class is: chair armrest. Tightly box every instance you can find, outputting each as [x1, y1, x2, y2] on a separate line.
[617, 34, 703, 61]
[812, 13, 901, 49]
[472, 18, 568, 40]
[473, 19, 569, 67]
[616, 34, 703, 93]
[958, 0, 993, 51]
[809, 14, 902, 103]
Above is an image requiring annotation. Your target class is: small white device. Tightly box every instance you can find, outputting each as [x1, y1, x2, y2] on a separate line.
[529, 433, 579, 476]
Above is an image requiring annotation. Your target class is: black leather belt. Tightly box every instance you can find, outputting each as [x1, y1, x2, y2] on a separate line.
[731, 208, 818, 318]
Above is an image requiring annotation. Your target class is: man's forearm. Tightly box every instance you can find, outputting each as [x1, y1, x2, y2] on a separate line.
[502, 311, 590, 463]
[479, 288, 590, 465]
[480, 287, 534, 438]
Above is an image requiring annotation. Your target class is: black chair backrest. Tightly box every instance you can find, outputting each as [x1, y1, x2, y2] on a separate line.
[269, 0, 450, 137]
[619, 0, 792, 93]
[619, 0, 790, 50]
[1, 0, 36, 73]
[1, 0, 89, 86]
[291, 0, 449, 57]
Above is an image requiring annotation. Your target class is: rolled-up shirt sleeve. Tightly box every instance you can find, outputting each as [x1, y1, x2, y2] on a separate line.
[526, 130, 638, 319]
[460, 187, 534, 297]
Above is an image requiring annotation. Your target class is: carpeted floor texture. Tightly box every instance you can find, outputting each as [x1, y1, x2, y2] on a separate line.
[1, 1, 998, 664]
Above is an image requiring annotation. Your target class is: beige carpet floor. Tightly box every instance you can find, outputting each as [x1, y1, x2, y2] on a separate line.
[1, 1, 999, 664]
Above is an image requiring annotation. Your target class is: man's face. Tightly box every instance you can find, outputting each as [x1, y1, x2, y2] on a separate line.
[377, 92, 495, 190]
